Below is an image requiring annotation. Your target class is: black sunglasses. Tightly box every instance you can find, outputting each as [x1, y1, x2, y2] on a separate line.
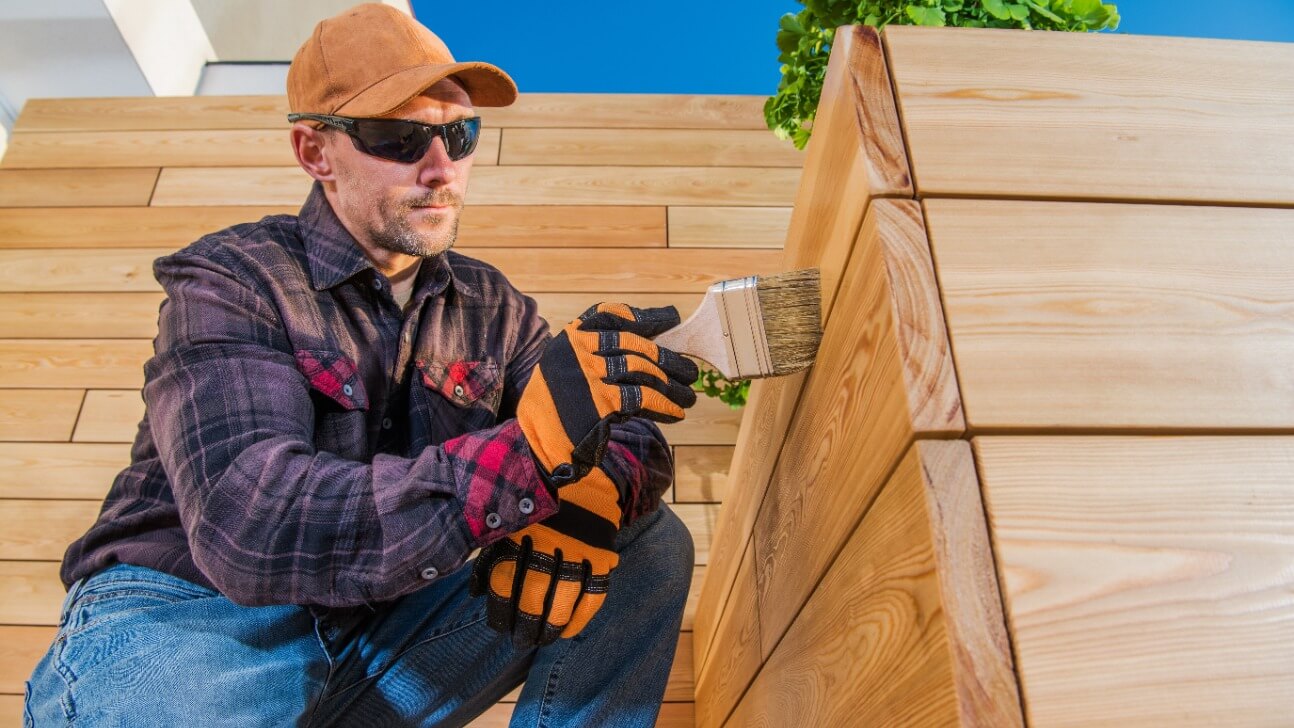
[287, 113, 482, 163]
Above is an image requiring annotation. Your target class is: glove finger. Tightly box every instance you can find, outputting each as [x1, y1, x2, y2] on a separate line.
[619, 385, 688, 423]
[468, 545, 495, 598]
[576, 303, 681, 338]
[562, 562, 611, 638]
[603, 360, 698, 411]
[484, 558, 520, 635]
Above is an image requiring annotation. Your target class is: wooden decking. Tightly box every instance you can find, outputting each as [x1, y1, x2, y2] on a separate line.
[0, 92, 803, 726]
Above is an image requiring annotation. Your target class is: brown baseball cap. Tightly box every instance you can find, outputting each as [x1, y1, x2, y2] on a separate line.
[287, 2, 517, 120]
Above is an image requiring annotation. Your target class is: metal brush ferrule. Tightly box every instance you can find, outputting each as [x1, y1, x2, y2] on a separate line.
[714, 275, 773, 379]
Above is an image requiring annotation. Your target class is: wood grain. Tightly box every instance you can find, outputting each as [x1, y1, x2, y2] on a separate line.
[151, 166, 802, 207]
[73, 391, 145, 443]
[0, 206, 293, 247]
[15, 94, 767, 132]
[695, 540, 761, 728]
[694, 24, 912, 670]
[499, 128, 803, 167]
[464, 702, 695, 728]
[977, 435, 1294, 727]
[0, 442, 126, 499]
[0, 169, 159, 208]
[0, 389, 84, 442]
[885, 25, 1294, 206]
[0, 626, 55, 694]
[0, 293, 165, 338]
[0, 562, 64, 626]
[0, 340, 150, 389]
[927, 198, 1294, 431]
[673, 446, 734, 503]
[0, 129, 498, 169]
[0, 500, 102, 560]
[666, 207, 791, 249]
[727, 441, 1022, 727]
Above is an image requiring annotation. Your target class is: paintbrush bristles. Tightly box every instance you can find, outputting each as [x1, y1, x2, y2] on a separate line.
[755, 268, 823, 377]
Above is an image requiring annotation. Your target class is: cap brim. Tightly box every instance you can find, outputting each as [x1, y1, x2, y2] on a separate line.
[336, 61, 517, 117]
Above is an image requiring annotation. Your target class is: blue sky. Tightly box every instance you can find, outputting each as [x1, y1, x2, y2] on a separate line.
[410, 1, 1294, 95]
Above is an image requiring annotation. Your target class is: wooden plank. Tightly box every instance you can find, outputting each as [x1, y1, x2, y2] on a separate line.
[0, 390, 83, 442]
[0, 562, 64, 626]
[0, 129, 497, 169]
[0, 249, 173, 292]
[683, 566, 704, 632]
[465, 701, 695, 728]
[752, 198, 963, 659]
[0, 695, 24, 727]
[695, 24, 912, 667]
[0, 293, 164, 338]
[667, 206, 790, 249]
[74, 390, 145, 443]
[0, 442, 126, 499]
[151, 166, 801, 207]
[0, 340, 150, 389]
[0, 247, 778, 294]
[655, 395, 742, 447]
[673, 446, 732, 503]
[0, 205, 664, 249]
[0, 169, 158, 208]
[15, 94, 767, 132]
[695, 540, 760, 728]
[726, 441, 1022, 727]
[977, 435, 1294, 727]
[0, 626, 54, 694]
[0, 206, 294, 248]
[884, 25, 1294, 206]
[458, 205, 666, 247]
[0, 500, 102, 560]
[499, 128, 803, 167]
[927, 199, 1294, 431]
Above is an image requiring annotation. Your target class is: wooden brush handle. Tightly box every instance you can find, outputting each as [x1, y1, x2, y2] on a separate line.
[651, 288, 735, 378]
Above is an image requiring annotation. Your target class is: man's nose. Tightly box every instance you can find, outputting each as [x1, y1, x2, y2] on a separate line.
[415, 136, 458, 187]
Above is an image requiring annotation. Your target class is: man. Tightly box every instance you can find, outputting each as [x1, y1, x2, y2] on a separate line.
[23, 4, 698, 726]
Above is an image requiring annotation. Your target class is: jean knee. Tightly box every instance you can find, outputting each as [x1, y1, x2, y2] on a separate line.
[642, 504, 695, 591]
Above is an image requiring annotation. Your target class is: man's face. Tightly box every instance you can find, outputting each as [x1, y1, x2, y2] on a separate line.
[321, 77, 475, 259]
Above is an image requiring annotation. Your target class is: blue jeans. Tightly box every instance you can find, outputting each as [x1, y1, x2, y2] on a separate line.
[24, 503, 693, 727]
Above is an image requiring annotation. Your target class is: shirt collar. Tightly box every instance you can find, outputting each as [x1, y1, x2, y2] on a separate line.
[296, 180, 476, 300]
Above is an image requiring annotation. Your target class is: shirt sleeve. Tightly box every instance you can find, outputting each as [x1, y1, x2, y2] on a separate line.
[144, 251, 556, 609]
[498, 290, 677, 526]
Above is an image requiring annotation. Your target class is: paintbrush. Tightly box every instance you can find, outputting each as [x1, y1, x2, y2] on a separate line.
[652, 268, 823, 381]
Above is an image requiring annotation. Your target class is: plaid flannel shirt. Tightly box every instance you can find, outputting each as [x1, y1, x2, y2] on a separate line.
[60, 181, 675, 609]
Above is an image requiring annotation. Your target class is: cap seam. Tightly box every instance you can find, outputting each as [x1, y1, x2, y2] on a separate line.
[316, 23, 335, 111]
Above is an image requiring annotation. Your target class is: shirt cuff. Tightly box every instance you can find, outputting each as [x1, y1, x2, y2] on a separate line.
[441, 418, 561, 548]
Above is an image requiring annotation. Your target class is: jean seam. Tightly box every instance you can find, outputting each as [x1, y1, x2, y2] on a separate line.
[535, 630, 581, 728]
[301, 618, 339, 728]
[51, 633, 77, 723]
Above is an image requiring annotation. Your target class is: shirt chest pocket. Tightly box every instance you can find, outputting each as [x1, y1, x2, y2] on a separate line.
[415, 358, 504, 436]
[295, 348, 369, 460]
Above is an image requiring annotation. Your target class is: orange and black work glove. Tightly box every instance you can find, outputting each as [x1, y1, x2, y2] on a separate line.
[469, 303, 699, 647]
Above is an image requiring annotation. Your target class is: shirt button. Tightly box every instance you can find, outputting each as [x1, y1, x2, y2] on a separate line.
[519, 497, 534, 515]
[343, 383, 353, 396]
[453, 384, 465, 398]
[485, 512, 502, 529]
[382, 417, 393, 429]
[420, 566, 439, 580]
[373, 279, 383, 290]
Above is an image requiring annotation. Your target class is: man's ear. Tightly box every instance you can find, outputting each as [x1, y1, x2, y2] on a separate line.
[290, 123, 337, 182]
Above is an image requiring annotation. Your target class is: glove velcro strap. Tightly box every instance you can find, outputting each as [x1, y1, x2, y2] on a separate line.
[542, 501, 618, 553]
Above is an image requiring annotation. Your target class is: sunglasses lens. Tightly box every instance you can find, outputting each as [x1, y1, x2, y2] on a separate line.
[350, 118, 480, 163]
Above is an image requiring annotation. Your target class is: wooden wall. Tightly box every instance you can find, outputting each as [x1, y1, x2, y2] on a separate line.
[695, 24, 1294, 727]
[0, 92, 804, 727]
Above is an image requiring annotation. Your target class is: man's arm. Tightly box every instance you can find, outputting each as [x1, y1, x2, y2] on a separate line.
[145, 251, 558, 608]
[499, 290, 676, 521]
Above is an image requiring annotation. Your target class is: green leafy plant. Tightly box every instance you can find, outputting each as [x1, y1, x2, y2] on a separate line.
[768, 0, 1121, 149]
[693, 365, 751, 409]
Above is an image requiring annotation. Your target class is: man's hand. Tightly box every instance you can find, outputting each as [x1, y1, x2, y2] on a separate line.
[516, 303, 698, 490]
[471, 303, 698, 646]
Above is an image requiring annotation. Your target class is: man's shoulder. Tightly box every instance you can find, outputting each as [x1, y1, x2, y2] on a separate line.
[161, 214, 304, 271]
